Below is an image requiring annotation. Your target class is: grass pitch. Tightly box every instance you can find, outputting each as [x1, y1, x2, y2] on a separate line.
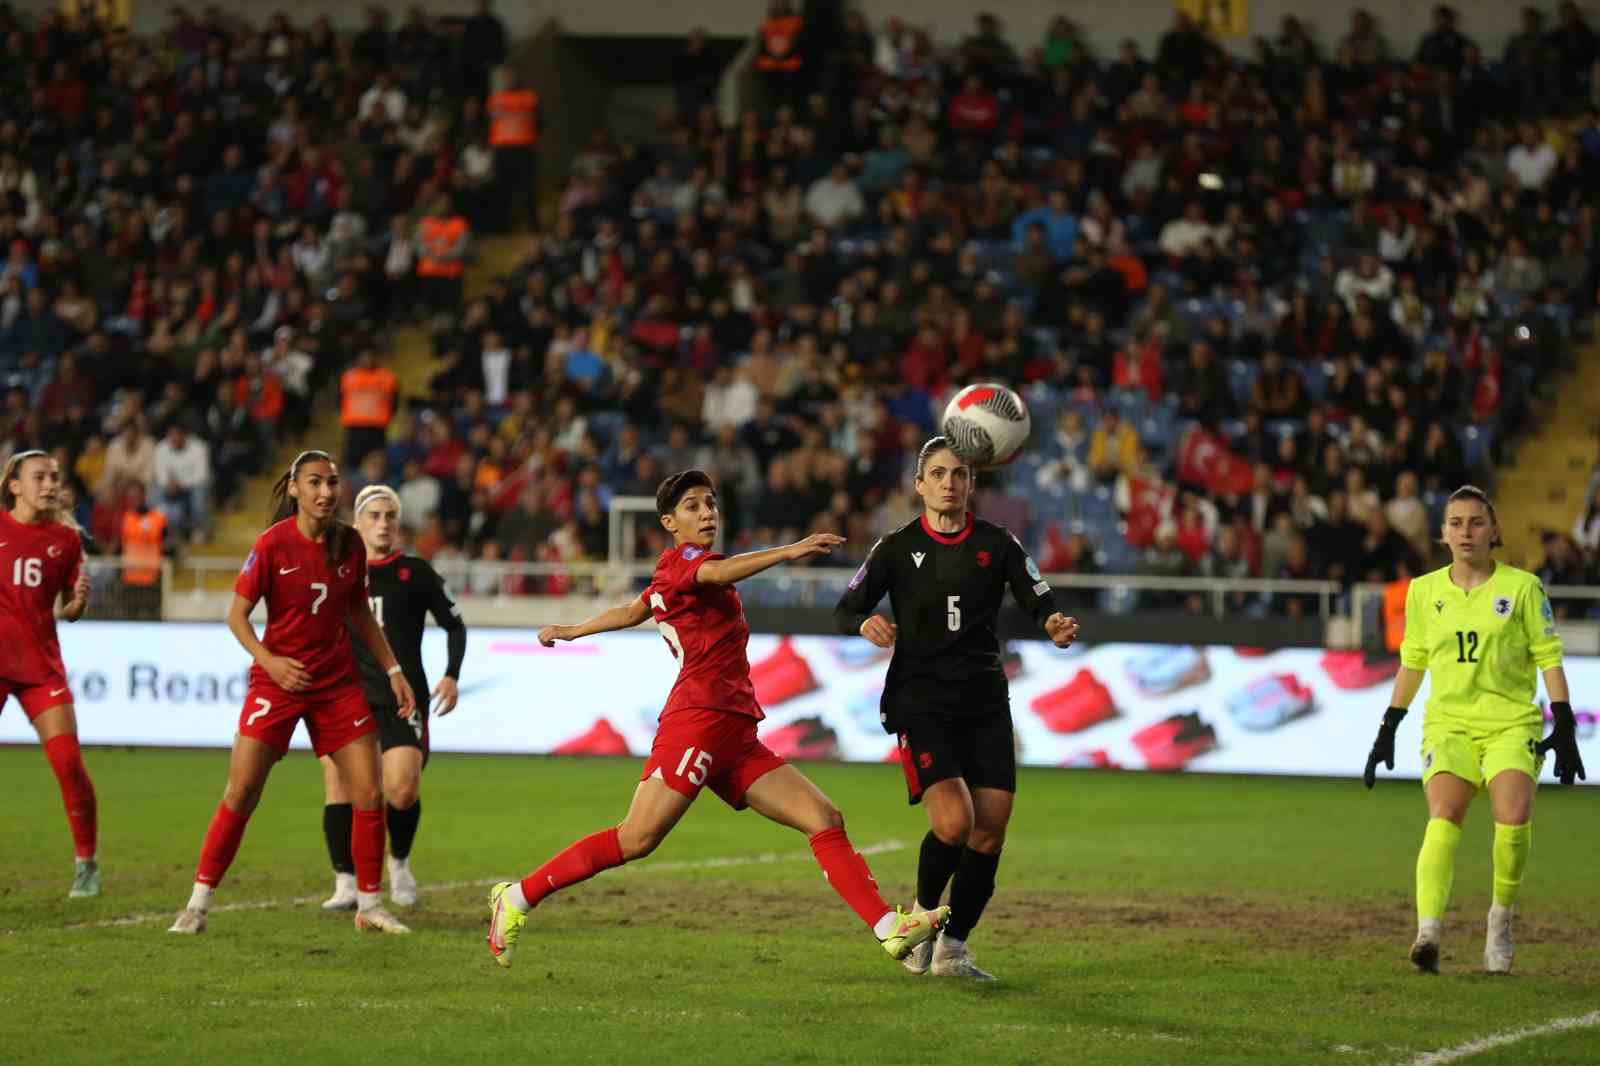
[1, 747, 1597, 1065]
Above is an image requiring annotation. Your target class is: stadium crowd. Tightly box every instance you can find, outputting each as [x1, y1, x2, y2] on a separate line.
[4, 4, 1600, 615]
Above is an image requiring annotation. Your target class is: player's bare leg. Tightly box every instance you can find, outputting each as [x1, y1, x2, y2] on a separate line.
[170, 735, 279, 933]
[930, 785, 1007, 981]
[1484, 770, 1535, 975]
[329, 735, 408, 933]
[381, 746, 425, 907]
[33, 702, 100, 898]
[319, 755, 357, 909]
[1411, 773, 1473, 971]
[489, 779, 691, 967]
[742, 765, 948, 961]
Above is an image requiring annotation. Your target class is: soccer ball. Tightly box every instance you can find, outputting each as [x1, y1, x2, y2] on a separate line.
[941, 383, 1031, 468]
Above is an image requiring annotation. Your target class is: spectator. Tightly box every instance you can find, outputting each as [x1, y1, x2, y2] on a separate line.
[100, 417, 156, 495]
[152, 421, 212, 544]
[804, 162, 864, 229]
[1506, 123, 1558, 192]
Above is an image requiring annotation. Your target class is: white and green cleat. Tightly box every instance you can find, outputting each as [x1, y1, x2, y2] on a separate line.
[486, 881, 528, 968]
[68, 858, 100, 899]
[879, 905, 948, 961]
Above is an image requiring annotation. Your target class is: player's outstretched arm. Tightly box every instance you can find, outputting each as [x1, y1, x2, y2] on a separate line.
[350, 593, 416, 719]
[695, 533, 844, 585]
[835, 536, 891, 641]
[539, 595, 652, 646]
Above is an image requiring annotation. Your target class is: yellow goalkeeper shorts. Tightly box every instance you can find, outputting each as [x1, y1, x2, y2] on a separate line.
[1420, 721, 1544, 790]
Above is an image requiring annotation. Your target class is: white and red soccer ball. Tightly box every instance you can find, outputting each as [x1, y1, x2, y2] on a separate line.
[941, 383, 1031, 468]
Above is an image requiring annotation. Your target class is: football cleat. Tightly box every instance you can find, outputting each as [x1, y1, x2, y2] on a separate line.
[931, 938, 997, 981]
[1410, 920, 1441, 974]
[1484, 905, 1514, 975]
[167, 907, 207, 934]
[879, 905, 948, 961]
[388, 858, 418, 908]
[354, 905, 411, 934]
[901, 936, 934, 975]
[68, 858, 100, 899]
[322, 872, 358, 910]
[486, 881, 527, 968]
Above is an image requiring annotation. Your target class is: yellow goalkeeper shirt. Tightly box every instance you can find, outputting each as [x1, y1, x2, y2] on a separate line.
[1399, 563, 1563, 733]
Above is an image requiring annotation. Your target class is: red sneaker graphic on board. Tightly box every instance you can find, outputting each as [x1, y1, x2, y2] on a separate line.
[761, 716, 841, 760]
[1319, 650, 1400, 690]
[750, 636, 820, 707]
[1130, 712, 1218, 771]
[553, 718, 631, 756]
[1030, 669, 1117, 733]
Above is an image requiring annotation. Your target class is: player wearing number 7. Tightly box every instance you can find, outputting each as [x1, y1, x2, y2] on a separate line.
[486, 469, 949, 969]
[1364, 485, 1583, 975]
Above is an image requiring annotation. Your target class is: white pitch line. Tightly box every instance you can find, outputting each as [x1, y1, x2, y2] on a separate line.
[68, 839, 908, 931]
[1394, 1010, 1600, 1066]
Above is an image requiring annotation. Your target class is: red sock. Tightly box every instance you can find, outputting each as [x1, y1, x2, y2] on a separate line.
[518, 827, 624, 908]
[195, 802, 250, 887]
[810, 827, 891, 928]
[352, 807, 385, 894]
[43, 735, 97, 861]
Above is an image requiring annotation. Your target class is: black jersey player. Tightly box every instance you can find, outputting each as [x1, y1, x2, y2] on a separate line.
[835, 437, 1078, 980]
[320, 484, 467, 910]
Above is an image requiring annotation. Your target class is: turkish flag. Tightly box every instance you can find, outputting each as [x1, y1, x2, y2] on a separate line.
[1176, 427, 1254, 496]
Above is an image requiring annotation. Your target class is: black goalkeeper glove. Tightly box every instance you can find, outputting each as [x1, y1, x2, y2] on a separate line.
[1363, 706, 1408, 789]
[1536, 701, 1587, 786]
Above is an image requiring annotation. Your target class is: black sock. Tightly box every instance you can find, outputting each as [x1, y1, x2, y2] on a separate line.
[944, 848, 1001, 941]
[323, 803, 354, 874]
[387, 799, 421, 862]
[916, 830, 965, 911]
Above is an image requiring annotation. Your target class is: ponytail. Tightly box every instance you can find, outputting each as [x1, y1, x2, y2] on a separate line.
[269, 449, 352, 567]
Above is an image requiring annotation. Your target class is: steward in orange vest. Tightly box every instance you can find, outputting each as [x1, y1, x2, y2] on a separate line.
[416, 195, 468, 313]
[488, 68, 541, 232]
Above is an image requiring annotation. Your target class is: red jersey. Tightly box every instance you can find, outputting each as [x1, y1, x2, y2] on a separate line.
[645, 544, 762, 720]
[234, 518, 368, 694]
[0, 509, 82, 684]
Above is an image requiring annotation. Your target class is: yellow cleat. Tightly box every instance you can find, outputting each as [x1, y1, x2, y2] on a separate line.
[880, 905, 948, 961]
[487, 881, 527, 968]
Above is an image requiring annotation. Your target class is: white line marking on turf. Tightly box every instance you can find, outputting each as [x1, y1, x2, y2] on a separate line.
[1394, 1010, 1600, 1066]
[67, 839, 908, 930]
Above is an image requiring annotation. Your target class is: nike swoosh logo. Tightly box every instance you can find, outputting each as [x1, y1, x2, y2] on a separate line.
[354, 716, 370, 726]
[50, 687, 68, 697]
[279, 566, 300, 575]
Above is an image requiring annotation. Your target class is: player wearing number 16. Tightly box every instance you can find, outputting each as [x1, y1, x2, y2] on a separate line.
[486, 469, 949, 970]
[167, 451, 416, 937]
[1363, 485, 1582, 976]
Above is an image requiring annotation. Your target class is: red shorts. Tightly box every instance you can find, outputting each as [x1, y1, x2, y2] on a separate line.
[641, 707, 786, 810]
[237, 682, 376, 758]
[0, 671, 73, 721]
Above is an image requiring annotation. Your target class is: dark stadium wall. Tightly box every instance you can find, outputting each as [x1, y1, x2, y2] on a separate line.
[28, 0, 1535, 61]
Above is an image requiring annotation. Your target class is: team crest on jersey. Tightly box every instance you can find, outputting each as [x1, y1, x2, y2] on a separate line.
[975, 549, 991, 568]
[399, 567, 411, 581]
[47, 544, 61, 558]
[1493, 596, 1512, 617]
[339, 564, 351, 578]
[682, 545, 705, 561]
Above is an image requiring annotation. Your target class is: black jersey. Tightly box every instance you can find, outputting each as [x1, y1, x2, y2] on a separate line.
[834, 513, 1059, 731]
[350, 553, 466, 713]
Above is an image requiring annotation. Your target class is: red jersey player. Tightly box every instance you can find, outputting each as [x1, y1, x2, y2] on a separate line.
[485, 469, 948, 968]
[1, 450, 98, 897]
[168, 450, 416, 936]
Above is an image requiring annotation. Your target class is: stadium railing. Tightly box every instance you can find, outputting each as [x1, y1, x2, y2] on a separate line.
[1349, 582, 1600, 657]
[77, 558, 175, 622]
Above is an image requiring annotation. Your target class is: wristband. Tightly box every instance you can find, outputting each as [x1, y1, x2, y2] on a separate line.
[387, 665, 403, 677]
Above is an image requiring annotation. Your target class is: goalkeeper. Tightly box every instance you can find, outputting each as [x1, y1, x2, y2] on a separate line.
[1363, 486, 1583, 975]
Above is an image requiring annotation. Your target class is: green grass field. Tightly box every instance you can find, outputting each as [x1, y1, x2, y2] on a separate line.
[1, 747, 1596, 1065]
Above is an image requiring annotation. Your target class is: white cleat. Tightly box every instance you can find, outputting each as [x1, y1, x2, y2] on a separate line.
[354, 905, 411, 934]
[1410, 918, 1442, 974]
[931, 936, 997, 981]
[322, 872, 357, 911]
[902, 937, 933, 975]
[388, 857, 418, 908]
[168, 908, 207, 934]
[1485, 905, 1514, 975]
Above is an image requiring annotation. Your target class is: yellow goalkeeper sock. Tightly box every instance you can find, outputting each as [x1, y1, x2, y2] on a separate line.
[1492, 822, 1531, 907]
[1416, 817, 1461, 922]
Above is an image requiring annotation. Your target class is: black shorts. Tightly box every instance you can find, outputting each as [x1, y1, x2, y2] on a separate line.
[373, 701, 429, 763]
[896, 709, 1015, 805]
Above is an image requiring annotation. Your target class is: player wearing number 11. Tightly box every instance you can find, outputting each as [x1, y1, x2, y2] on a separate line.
[486, 469, 949, 970]
[1363, 485, 1583, 976]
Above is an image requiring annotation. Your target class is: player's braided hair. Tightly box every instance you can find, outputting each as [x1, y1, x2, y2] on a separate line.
[268, 449, 353, 567]
[1444, 484, 1503, 548]
[914, 436, 969, 480]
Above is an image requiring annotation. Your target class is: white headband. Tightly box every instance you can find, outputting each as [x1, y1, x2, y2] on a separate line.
[354, 485, 402, 518]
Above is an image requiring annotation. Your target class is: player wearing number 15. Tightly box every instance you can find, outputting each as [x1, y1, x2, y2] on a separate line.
[168, 451, 416, 937]
[1, 450, 99, 899]
[485, 470, 949, 970]
[1363, 485, 1582, 976]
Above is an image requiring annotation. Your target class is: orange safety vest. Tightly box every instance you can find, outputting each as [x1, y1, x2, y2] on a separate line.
[1383, 576, 1410, 654]
[417, 215, 467, 278]
[121, 510, 166, 587]
[488, 89, 539, 147]
[756, 15, 804, 72]
[341, 366, 398, 428]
